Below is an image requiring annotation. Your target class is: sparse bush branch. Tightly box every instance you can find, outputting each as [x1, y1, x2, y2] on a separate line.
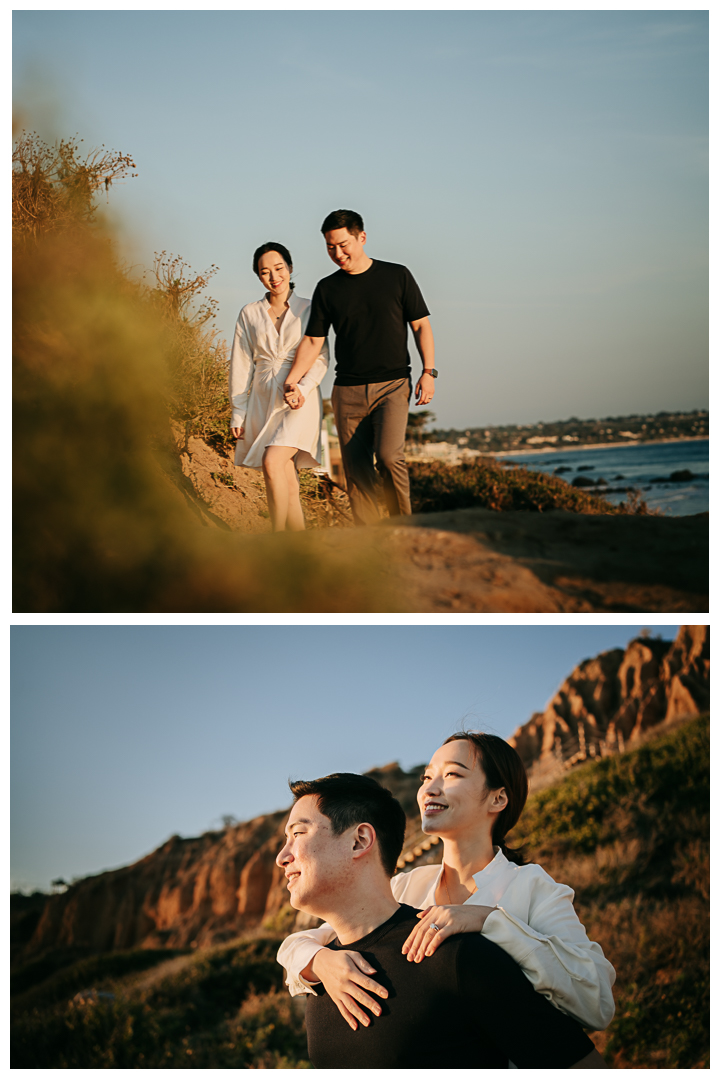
[149, 252, 219, 326]
[12, 131, 137, 240]
[146, 252, 231, 446]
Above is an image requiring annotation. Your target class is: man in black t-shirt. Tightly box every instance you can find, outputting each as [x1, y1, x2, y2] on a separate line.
[276, 772, 608, 1070]
[282, 210, 436, 525]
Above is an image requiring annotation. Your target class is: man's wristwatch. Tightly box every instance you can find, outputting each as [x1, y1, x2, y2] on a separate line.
[423, 368, 438, 378]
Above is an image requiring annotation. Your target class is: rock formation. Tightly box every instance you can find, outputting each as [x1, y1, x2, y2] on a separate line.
[508, 624, 709, 782]
[18, 626, 708, 960]
[27, 811, 291, 955]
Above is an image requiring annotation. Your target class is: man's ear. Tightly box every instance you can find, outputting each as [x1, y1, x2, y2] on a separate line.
[358, 231, 367, 246]
[351, 822, 376, 859]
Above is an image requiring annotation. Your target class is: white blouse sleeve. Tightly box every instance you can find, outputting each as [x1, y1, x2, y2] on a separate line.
[229, 310, 255, 428]
[277, 873, 410, 997]
[297, 339, 329, 395]
[276, 922, 337, 997]
[481, 866, 616, 1030]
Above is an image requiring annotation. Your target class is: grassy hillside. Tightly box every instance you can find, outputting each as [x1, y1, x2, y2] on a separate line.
[11, 938, 310, 1069]
[11, 716, 708, 1068]
[508, 714, 709, 1068]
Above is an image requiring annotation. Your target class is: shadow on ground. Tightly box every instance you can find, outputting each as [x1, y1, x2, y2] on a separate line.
[343, 508, 708, 613]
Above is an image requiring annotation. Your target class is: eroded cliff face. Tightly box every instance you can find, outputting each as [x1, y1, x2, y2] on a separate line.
[28, 811, 292, 954]
[22, 628, 708, 958]
[508, 625, 709, 780]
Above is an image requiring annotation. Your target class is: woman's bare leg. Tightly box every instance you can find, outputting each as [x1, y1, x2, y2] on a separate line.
[262, 446, 304, 531]
[284, 457, 305, 531]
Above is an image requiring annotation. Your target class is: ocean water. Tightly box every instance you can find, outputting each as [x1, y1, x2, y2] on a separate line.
[498, 439, 708, 516]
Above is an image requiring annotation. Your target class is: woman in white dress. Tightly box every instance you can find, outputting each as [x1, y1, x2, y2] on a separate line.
[230, 242, 328, 531]
[277, 732, 615, 1034]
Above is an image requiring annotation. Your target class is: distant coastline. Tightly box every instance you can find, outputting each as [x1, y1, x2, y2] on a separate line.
[426, 410, 707, 456]
[487, 435, 709, 458]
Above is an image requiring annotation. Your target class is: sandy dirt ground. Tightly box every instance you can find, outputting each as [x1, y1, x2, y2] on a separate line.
[371, 508, 707, 612]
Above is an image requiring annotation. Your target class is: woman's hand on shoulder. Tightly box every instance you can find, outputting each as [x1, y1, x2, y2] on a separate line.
[311, 947, 388, 1031]
[401, 904, 497, 962]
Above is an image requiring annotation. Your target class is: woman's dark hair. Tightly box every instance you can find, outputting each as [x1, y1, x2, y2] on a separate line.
[252, 242, 295, 290]
[289, 772, 406, 876]
[443, 732, 528, 865]
[320, 209, 364, 237]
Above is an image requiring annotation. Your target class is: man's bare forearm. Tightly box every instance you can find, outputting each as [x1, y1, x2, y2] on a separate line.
[285, 335, 325, 386]
[412, 319, 435, 372]
[414, 319, 436, 371]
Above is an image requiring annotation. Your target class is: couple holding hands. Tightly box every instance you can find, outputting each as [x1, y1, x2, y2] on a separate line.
[229, 209, 437, 531]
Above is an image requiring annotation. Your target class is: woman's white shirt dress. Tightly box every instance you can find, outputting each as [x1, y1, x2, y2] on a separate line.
[229, 291, 329, 469]
[276, 849, 616, 1031]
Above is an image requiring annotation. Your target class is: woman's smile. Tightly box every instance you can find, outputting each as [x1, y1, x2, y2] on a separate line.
[417, 739, 492, 838]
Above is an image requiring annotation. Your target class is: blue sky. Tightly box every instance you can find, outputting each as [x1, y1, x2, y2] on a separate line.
[12, 624, 679, 892]
[13, 10, 707, 430]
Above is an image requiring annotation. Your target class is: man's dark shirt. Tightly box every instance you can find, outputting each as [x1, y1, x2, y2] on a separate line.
[304, 260, 430, 386]
[305, 904, 594, 1069]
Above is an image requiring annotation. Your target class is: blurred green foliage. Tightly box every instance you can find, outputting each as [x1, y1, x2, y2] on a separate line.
[262, 903, 302, 937]
[408, 459, 652, 515]
[12, 129, 398, 612]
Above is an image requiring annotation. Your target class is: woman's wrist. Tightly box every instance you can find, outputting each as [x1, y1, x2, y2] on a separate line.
[475, 904, 497, 932]
[303, 946, 330, 983]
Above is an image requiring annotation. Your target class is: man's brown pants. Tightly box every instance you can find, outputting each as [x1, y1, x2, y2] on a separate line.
[331, 378, 412, 526]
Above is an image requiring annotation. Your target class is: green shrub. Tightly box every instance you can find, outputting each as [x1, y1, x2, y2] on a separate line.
[408, 459, 652, 515]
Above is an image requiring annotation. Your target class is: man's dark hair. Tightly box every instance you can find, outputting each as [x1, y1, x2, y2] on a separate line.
[321, 209, 364, 237]
[289, 772, 405, 876]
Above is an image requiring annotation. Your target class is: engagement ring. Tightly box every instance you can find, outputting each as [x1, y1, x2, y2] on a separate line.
[430, 923, 440, 931]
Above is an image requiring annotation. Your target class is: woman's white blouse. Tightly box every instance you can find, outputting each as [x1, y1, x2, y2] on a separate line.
[229, 291, 329, 470]
[276, 849, 616, 1031]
